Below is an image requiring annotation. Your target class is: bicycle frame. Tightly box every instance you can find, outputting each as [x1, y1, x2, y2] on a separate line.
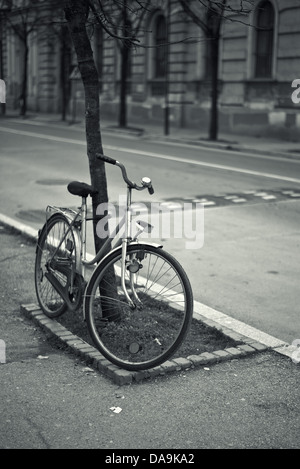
[46, 180, 154, 309]
[36, 155, 193, 370]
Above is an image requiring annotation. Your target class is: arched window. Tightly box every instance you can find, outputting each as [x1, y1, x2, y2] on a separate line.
[115, 17, 133, 95]
[153, 14, 167, 79]
[254, 1, 275, 78]
[185, 22, 206, 82]
[147, 11, 167, 96]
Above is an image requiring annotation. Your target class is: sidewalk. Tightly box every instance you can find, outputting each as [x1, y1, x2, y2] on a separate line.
[2, 110, 300, 160]
[0, 224, 299, 449]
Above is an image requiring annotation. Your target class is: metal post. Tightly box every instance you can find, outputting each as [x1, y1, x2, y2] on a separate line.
[164, 0, 170, 136]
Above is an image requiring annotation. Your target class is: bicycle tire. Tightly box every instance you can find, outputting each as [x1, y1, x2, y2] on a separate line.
[35, 213, 80, 318]
[84, 243, 193, 371]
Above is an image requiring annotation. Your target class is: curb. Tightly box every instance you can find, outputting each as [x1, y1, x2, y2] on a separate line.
[104, 126, 300, 161]
[151, 136, 300, 162]
[1, 214, 293, 384]
[20, 303, 268, 386]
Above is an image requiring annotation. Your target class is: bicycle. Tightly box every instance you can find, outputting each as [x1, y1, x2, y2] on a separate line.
[35, 153, 193, 371]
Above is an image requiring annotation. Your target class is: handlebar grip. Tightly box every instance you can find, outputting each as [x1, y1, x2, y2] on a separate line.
[96, 153, 117, 165]
[148, 185, 154, 195]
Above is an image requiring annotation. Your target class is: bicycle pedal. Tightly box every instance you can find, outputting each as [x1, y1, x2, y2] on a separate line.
[55, 257, 72, 264]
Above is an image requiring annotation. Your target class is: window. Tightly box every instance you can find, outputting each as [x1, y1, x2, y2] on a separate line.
[147, 11, 168, 96]
[153, 14, 167, 79]
[254, 1, 275, 78]
[185, 22, 206, 82]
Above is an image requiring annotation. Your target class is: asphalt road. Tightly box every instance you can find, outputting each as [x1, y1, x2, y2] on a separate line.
[0, 118, 299, 450]
[0, 117, 299, 346]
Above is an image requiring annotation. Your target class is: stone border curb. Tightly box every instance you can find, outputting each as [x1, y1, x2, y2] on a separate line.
[2, 215, 294, 383]
[20, 303, 269, 385]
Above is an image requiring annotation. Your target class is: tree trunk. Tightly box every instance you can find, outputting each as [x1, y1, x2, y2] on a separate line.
[20, 42, 28, 116]
[208, 35, 219, 141]
[119, 44, 129, 128]
[64, 0, 108, 255]
[64, 1, 120, 320]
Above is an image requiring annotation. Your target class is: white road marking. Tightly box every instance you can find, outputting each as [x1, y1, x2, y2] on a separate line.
[0, 125, 86, 146]
[1, 125, 300, 184]
[232, 198, 247, 203]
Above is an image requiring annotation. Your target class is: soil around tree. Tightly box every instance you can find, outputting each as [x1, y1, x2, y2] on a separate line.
[57, 305, 241, 360]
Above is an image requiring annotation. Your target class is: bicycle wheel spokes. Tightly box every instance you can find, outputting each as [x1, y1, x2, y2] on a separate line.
[86, 245, 193, 370]
[35, 214, 76, 317]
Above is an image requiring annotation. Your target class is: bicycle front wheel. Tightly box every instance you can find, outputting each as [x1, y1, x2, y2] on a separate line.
[84, 244, 193, 371]
[35, 213, 79, 318]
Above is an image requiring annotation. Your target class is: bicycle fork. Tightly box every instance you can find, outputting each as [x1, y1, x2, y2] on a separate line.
[120, 186, 137, 308]
[120, 186, 153, 309]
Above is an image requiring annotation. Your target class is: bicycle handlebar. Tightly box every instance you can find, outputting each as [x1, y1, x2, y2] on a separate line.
[96, 153, 117, 166]
[96, 152, 154, 195]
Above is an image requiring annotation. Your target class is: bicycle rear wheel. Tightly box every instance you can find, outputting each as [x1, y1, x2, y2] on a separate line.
[35, 213, 79, 318]
[84, 244, 193, 371]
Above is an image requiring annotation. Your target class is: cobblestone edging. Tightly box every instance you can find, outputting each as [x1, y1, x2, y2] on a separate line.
[20, 304, 269, 386]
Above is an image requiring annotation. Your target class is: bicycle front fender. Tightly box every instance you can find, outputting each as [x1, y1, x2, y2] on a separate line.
[83, 241, 163, 318]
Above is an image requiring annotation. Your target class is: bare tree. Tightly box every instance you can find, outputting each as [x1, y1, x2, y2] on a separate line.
[88, 0, 150, 128]
[64, 0, 109, 256]
[43, 16, 73, 121]
[1, 0, 57, 116]
[178, 0, 253, 140]
[64, 0, 154, 317]
[63, 0, 152, 250]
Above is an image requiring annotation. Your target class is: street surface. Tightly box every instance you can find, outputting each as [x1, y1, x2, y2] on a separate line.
[0, 222, 299, 450]
[0, 117, 300, 346]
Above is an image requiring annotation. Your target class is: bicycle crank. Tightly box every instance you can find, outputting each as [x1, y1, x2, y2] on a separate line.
[45, 271, 84, 311]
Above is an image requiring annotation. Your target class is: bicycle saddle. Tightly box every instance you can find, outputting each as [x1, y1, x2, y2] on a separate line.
[67, 181, 98, 197]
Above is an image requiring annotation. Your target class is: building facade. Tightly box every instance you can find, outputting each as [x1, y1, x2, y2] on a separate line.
[1, 0, 300, 136]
